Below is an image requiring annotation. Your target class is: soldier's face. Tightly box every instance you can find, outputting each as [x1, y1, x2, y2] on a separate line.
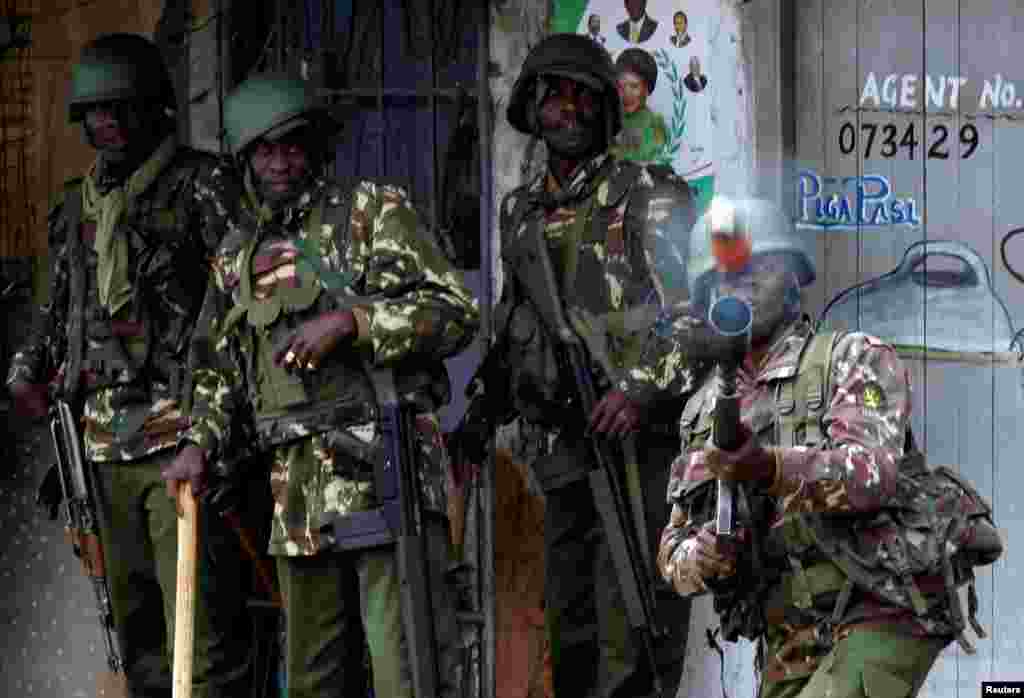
[690, 57, 701, 75]
[589, 16, 600, 33]
[626, 0, 646, 21]
[249, 136, 310, 201]
[84, 101, 138, 150]
[537, 77, 603, 158]
[710, 254, 797, 340]
[617, 71, 648, 114]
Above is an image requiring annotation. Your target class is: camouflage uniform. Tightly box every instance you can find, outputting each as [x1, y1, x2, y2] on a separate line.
[484, 149, 699, 698]
[184, 162, 479, 697]
[6, 147, 252, 697]
[658, 319, 953, 697]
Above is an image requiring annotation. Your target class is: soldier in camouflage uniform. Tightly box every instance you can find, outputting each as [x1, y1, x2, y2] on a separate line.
[450, 33, 698, 698]
[657, 198, 962, 698]
[168, 73, 480, 698]
[6, 34, 252, 698]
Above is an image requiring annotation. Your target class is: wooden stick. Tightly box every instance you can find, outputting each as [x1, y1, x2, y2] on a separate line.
[173, 482, 199, 698]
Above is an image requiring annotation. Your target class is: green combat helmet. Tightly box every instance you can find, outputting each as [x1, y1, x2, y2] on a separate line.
[688, 197, 817, 309]
[223, 73, 337, 156]
[506, 33, 622, 143]
[68, 33, 176, 123]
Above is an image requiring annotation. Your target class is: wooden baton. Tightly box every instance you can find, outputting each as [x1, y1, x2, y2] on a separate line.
[173, 481, 199, 698]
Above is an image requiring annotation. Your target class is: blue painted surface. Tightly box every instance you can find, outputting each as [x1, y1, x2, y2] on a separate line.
[324, 0, 483, 432]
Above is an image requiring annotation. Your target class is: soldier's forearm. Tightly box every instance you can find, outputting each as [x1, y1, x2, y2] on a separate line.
[363, 294, 479, 365]
[769, 444, 901, 513]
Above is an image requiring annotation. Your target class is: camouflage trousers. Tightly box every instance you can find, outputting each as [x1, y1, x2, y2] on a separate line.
[759, 628, 948, 698]
[276, 514, 461, 698]
[537, 430, 689, 698]
[94, 454, 253, 698]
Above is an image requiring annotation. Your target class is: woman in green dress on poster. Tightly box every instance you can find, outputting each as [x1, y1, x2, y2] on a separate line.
[611, 48, 669, 163]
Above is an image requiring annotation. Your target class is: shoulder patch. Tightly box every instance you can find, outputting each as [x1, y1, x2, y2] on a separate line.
[860, 381, 886, 410]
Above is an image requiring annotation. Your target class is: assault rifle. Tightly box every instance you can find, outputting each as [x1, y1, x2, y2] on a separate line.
[502, 225, 666, 693]
[315, 274, 441, 698]
[48, 399, 128, 694]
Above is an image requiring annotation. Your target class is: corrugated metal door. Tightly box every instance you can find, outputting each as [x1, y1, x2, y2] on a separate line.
[795, 1, 1024, 694]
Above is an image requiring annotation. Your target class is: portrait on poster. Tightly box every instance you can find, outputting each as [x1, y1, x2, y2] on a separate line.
[554, 0, 755, 216]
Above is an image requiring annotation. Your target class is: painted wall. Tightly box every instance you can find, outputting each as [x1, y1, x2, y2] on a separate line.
[677, 2, 1024, 698]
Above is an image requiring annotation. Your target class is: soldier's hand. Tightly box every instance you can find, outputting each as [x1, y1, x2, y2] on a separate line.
[273, 310, 357, 372]
[588, 389, 642, 437]
[8, 380, 48, 420]
[703, 425, 776, 485]
[161, 444, 207, 516]
[693, 522, 738, 580]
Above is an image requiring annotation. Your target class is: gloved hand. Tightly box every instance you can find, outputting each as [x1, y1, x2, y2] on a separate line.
[588, 389, 642, 437]
[8, 380, 49, 420]
[691, 521, 739, 581]
[273, 310, 357, 372]
[703, 424, 776, 486]
[161, 443, 207, 516]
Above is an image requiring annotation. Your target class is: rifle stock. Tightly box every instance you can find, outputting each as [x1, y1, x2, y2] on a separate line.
[505, 224, 665, 692]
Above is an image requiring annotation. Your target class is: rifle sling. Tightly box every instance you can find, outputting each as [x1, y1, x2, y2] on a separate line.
[63, 186, 86, 400]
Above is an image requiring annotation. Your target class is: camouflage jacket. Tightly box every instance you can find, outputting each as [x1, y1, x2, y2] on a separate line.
[6, 146, 225, 462]
[657, 320, 956, 682]
[485, 152, 698, 430]
[183, 169, 479, 554]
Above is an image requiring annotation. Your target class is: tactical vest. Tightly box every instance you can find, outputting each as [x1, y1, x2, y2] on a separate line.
[679, 331, 1001, 652]
[216, 181, 445, 451]
[499, 159, 683, 427]
[59, 151, 211, 404]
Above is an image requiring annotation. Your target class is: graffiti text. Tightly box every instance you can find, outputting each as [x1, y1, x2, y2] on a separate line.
[797, 170, 921, 230]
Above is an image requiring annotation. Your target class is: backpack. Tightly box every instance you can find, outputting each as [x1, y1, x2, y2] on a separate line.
[680, 330, 1004, 651]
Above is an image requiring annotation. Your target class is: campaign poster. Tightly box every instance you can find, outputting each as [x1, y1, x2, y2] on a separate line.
[552, 0, 755, 216]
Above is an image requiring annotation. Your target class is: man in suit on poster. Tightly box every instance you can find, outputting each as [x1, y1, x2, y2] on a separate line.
[617, 0, 659, 44]
[683, 55, 708, 93]
[587, 14, 607, 45]
[670, 11, 692, 48]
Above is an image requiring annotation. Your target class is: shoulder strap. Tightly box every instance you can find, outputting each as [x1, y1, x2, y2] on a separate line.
[61, 184, 86, 400]
[325, 179, 355, 257]
[777, 331, 837, 447]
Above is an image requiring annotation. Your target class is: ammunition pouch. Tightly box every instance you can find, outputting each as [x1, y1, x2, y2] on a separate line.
[530, 431, 592, 492]
[760, 560, 850, 627]
[503, 298, 573, 427]
[317, 433, 399, 552]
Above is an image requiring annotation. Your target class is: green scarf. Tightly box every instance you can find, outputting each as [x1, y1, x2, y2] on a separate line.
[242, 166, 277, 224]
[81, 135, 178, 316]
